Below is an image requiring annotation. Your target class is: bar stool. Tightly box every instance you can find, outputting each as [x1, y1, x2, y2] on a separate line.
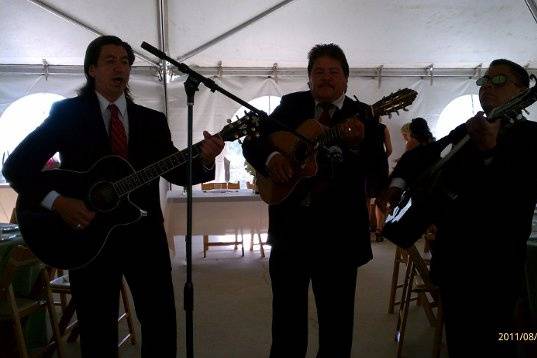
[0, 245, 65, 358]
[49, 271, 137, 348]
[394, 245, 444, 358]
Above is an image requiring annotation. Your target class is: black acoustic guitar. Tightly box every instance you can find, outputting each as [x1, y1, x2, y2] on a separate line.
[383, 84, 537, 248]
[15, 112, 262, 269]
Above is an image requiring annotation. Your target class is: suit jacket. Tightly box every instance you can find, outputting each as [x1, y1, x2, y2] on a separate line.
[3, 92, 214, 249]
[430, 119, 537, 289]
[242, 91, 373, 266]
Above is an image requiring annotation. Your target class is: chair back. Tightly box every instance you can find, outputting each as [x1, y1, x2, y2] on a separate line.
[227, 182, 240, 189]
[201, 182, 239, 191]
[0, 245, 41, 298]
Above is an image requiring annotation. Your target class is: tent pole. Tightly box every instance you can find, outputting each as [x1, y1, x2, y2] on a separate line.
[176, 0, 296, 62]
[26, 0, 160, 66]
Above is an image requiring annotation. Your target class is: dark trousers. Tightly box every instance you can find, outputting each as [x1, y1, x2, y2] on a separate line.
[69, 224, 177, 358]
[269, 245, 358, 358]
[439, 280, 520, 358]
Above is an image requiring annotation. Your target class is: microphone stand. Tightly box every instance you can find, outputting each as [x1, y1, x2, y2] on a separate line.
[141, 41, 317, 358]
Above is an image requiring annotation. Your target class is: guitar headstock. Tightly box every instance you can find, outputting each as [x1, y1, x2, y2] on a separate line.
[370, 88, 418, 119]
[219, 111, 263, 142]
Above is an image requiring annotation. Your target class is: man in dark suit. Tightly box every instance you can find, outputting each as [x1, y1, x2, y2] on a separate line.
[385, 59, 537, 357]
[2, 35, 224, 357]
[242, 43, 373, 357]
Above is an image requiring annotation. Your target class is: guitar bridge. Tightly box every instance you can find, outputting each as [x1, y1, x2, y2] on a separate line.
[139, 209, 148, 217]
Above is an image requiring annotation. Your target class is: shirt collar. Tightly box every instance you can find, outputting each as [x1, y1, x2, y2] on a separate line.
[95, 91, 127, 117]
[315, 93, 346, 111]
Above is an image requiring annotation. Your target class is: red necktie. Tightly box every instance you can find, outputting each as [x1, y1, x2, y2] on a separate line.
[318, 103, 332, 126]
[108, 104, 128, 159]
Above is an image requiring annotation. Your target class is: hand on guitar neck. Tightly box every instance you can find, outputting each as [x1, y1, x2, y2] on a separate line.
[466, 111, 500, 151]
[52, 196, 96, 231]
[200, 130, 225, 167]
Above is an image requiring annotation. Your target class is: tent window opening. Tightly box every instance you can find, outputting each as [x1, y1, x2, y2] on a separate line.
[222, 95, 281, 186]
[0, 93, 64, 183]
[435, 94, 482, 140]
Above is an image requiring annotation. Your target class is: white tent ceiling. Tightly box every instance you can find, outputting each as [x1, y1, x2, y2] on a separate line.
[2, 0, 537, 70]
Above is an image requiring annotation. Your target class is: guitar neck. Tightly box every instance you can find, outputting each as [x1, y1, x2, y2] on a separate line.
[113, 140, 207, 197]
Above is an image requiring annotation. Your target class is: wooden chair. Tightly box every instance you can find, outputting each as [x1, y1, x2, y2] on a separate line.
[394, 245, 444, 358]
[201, 182, 240, 191]
[200, 182, 245, 257]
[388, 247, 418, 314]
[226, 182, 240, 190]
[48, 270, 137, 348]
[388, 226, 437, 313]
[246, 181, 256, 191]
[0, 245, 65, 358]
[203, 232, 244, 258]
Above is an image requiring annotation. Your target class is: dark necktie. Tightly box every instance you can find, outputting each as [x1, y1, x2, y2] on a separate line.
[318, 103, 332, 126]
[108, 104, 128, 159]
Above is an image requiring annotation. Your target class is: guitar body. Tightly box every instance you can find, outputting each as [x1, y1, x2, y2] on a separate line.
[16, 155, 144, 269]
[13, 111, 262, 269]
[382, 189, 435, 248]
[256, 119, 323, 205]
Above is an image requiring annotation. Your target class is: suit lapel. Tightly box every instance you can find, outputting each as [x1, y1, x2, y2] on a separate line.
[126, 100, 139, 160]
[81, 94, 111, 154]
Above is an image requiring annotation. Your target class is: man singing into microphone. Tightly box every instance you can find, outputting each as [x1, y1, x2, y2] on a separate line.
[3, 35, 224, 357]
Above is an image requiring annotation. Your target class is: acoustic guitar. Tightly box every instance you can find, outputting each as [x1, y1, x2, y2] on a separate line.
[256, 88, 418, 205]
[15, 112, 262, 269]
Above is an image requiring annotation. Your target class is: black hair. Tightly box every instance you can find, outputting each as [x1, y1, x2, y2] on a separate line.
[307, 43, 349, 78]
[409, 117, 435, 144]
[78, 35, 135, 99]
[489, 59, 530, 88]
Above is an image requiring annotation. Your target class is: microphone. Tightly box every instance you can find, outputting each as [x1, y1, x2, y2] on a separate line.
[141, 42, 167, 60]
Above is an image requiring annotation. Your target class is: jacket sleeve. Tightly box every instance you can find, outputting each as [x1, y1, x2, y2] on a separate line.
[242, 95, 293, 177]
[150, 112, 215, 186]
[2, 102, 67, 203]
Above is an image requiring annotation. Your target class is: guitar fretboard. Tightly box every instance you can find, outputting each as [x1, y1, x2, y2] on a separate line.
[112, 142, 204, 197]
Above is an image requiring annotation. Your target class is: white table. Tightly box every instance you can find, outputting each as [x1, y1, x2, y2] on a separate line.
[164, 190, 269, 255]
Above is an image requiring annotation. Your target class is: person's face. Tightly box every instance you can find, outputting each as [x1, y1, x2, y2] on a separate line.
[89, 44, 131, 102]
[308, 56, 348, 103]
[478, 64, 526, 114]
[406, 136, 419, 151]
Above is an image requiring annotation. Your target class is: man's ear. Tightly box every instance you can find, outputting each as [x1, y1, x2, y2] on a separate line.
[88, 65, 96, 78]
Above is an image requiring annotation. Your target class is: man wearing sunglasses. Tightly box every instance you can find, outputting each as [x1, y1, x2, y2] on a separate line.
[432, 59, 536, 357]
[383, 59, 536, 357]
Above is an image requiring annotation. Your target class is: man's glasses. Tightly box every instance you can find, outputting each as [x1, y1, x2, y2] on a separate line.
[476, 74, 508, 87]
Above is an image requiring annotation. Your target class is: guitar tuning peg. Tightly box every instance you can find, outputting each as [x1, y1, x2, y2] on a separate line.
[403, 107, 409, 112]
[353, 95, 358, 101]
[524, 109, 530, 115]
[236, 115, 240, 120]
[238, 138, 243, 144]
[395, 110, 400, 116]
[226, 118, 232, 123]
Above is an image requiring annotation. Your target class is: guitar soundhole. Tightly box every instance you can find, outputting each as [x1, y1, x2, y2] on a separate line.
[294, 142, 309, 163]
[88, 181, 119, 212]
